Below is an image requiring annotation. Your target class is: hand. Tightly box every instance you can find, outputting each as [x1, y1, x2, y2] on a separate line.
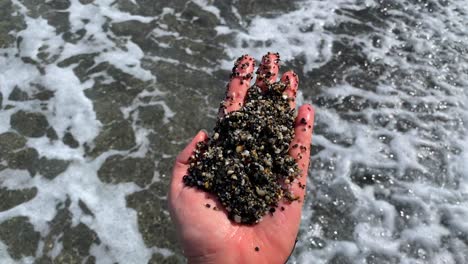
[169, 53, 315, 264]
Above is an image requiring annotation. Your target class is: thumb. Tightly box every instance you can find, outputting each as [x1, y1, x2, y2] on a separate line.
[170, 130, 208, 196]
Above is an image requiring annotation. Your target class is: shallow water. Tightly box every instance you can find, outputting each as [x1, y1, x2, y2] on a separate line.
[0, 0, 467, 263]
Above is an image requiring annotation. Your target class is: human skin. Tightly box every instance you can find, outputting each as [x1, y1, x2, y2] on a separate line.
[169, 53, 315, 264]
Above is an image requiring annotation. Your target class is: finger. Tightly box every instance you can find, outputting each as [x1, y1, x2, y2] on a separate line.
[261, 106, 314, 248]
[221, 55, 255, 115]
[288, 104, 315, 198]
[171, 130, 209, 194]
[265, 105, 314, 228]
[255, 52, 280, 91]
[281, 71, 299, 109]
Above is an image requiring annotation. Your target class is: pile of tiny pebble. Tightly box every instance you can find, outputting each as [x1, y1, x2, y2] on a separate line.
[183, 81, 300, 224]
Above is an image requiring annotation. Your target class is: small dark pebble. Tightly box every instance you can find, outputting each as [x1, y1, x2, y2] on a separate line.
[281, 207, 285, 211]
[205, 204, 211, 208]
[255, 247, 260, 252]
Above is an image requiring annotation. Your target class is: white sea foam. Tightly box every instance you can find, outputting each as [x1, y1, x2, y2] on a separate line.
[192, 0, 223, 21]
[0, 241, 21, 264]
[220, 0, 468, 263]
[220, 0, 358, 72]
[0, 0, 163, 263]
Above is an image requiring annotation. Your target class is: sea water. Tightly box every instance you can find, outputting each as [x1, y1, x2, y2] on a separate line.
[0, 0, 467, 263]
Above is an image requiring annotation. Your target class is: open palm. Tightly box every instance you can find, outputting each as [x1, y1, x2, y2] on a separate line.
[169, 53, 314, 264]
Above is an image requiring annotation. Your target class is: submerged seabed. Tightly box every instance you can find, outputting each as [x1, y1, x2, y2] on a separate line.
[0, 0, 467, 263]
